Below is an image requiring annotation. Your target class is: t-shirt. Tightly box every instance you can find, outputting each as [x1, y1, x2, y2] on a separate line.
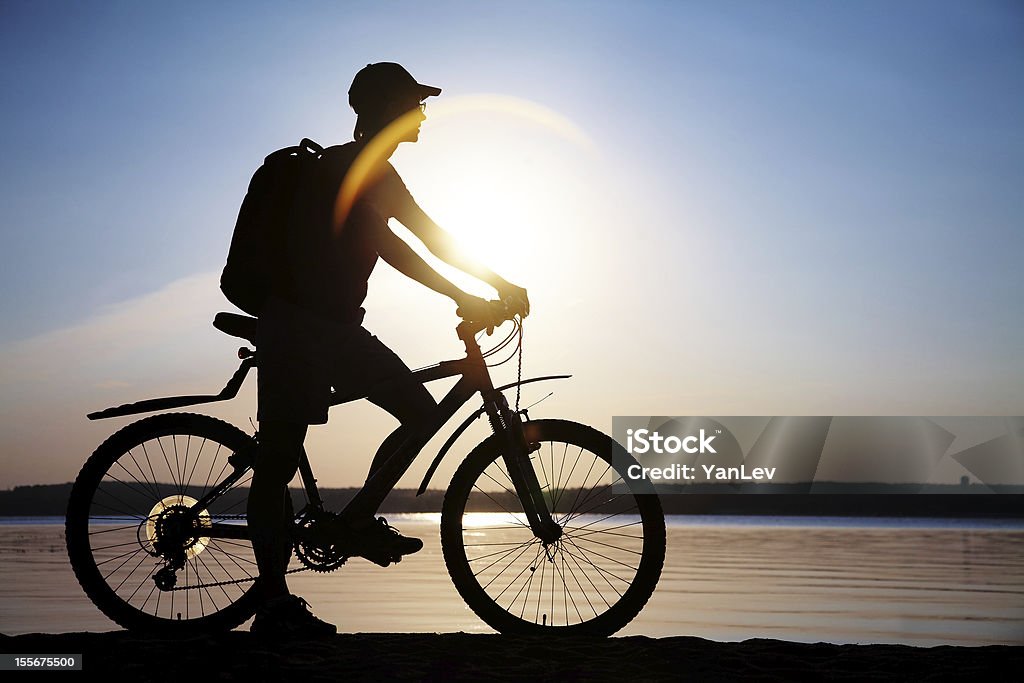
[284, 141, 415, 324]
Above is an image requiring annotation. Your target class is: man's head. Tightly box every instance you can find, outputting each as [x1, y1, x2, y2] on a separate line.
[349, 62, 441, 143]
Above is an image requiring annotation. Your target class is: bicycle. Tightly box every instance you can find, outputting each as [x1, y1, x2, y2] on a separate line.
[66, 304, 666, 636]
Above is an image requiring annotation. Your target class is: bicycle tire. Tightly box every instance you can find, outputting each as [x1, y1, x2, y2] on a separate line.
[441, 419, 665, 636]
[66, 412, 269, 633]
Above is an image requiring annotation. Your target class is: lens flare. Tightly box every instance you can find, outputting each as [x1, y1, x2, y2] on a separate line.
[334, 94, 593, 232]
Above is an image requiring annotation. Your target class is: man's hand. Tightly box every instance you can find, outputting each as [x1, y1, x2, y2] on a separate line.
[456, 295, 505, 335]
[497, 282, 530, 318]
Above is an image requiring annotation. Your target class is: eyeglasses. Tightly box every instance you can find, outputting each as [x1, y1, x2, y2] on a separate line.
[383, 97, 427, 115]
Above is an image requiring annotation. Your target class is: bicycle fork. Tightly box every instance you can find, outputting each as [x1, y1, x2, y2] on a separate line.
[485, 392, 562, 544]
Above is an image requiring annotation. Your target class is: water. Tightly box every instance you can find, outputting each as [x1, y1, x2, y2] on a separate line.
[1, 515, 1021, 645]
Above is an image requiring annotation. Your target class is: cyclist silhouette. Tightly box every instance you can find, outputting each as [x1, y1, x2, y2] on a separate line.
[247, 62, 529, 635]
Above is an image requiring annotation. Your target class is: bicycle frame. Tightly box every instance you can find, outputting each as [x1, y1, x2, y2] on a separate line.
[322, 320, 565, 541]
[92, 316, 572, 545]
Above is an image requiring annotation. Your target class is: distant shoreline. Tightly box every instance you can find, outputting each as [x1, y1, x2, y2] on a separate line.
[1, 483, 1022, 518]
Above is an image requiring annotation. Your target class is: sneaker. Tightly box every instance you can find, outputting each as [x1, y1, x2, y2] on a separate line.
[250, 594, 336, 638]
[347, 516, 423, 567]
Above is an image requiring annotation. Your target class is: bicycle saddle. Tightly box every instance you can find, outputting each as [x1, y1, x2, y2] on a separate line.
[213, 312, 257, 345]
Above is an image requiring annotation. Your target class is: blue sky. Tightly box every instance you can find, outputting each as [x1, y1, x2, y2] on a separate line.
[1, 1, 1022, 487]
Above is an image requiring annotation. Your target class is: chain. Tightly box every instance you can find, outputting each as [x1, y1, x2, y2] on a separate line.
[164, 513, 310, 591]
[169, 565, 309, 591]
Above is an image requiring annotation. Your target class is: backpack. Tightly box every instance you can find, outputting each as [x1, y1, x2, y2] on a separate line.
[220, 138, 324, 316]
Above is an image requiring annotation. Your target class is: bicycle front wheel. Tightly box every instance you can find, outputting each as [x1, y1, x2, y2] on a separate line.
[441, 419, 665, 636]
[66, 413, 267, 633]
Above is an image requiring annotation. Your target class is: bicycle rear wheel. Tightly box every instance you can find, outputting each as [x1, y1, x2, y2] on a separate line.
[66, 413, 267, 633]
[441, 419, 665, 636]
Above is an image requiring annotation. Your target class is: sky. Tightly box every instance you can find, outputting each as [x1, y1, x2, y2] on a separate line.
[1, 0, 1022, 489]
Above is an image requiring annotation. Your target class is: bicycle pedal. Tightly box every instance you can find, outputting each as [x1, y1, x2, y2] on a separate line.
[361, 553, 402, 568]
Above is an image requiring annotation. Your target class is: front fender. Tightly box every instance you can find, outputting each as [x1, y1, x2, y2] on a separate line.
[415, 374, 571, 495]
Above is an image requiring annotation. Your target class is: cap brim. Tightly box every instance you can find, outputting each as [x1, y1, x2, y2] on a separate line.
[417, 83, 442, 98]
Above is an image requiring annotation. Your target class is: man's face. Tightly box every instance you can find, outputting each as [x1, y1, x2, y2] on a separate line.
[384, 92, 427, 143]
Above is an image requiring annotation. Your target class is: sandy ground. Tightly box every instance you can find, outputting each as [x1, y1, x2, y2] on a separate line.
[2, 631, 1021, 681]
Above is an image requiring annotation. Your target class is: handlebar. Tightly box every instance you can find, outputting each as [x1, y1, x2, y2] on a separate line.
[456, 299, 518, 337]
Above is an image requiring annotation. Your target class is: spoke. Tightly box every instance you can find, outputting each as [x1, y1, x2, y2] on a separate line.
[157, 437, 181, 492]
[97, 545, 147, 569]
[123, 446, 161, 499]
[88, 523, 143, 536]
[111, 551, 153, 593]
[561, 537, 633, 588]
[88, 497, 147, 520]
[141, 578, 159, 614]
[94, 480, 151, 516]
[204, 551, 239, 606]
[468, 538, 538, 564]
[202, 545, 247, 600]
[464, 540, 537, 547]
[206, 540, 258, 567]
[551, 546, 583, 623]
[552, 444, 583, 514]
[184, 559, 190, 619]
[174, 435, 186, 497]
[189, 556, 205, 617]
[490, 543, 543, 599]
[563, 536, 638, 575]
[559, 450, 601, 524]
[91, 539, 145, 552]
[140, 442, 165, 501]
[184, 436, 206, 492]
[564, 504, 639, 533]
[115, 456, 161, 501]
[481, 540, 540, 591]
[536, 441, 551, 496]
[567, 520, 644, 541]
[508, 544, 546, 618]
[562, 542, 611, 611]
[201, 443, 225, 499]
[480, 468, 521, 504]
[470, 485, 531, 530]
[535, 543, 547, 624]
[561, 465, 616, 523]
[553, 442, 569, 510]
[551, 546, 556, 625]
[210, 538, 254, 552]
[565, 533, 643, 556]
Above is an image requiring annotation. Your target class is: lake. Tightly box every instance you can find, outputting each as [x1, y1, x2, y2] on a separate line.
[1, 515, 1021, 645]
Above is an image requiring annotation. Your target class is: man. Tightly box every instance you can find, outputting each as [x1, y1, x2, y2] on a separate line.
[247, 63, 529, 636]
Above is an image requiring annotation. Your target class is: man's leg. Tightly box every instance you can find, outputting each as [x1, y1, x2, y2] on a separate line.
[247, 419, 306, 601]
[366, 381, 438, 480]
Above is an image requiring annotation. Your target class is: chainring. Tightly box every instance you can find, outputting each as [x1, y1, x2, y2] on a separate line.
[293, 509, 349, 573]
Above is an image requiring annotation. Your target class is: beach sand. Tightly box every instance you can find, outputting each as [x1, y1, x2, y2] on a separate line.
[2, 631, 1020, 681]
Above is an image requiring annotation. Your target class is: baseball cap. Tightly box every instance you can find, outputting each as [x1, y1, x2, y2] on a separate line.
[348, 62, 442, 114]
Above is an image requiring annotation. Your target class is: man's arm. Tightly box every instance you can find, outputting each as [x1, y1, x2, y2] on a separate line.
[393, 200, 530, 316]
[373, 219, 492, 317]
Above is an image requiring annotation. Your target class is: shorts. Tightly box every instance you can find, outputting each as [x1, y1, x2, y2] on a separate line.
[256, 296, 416, 425]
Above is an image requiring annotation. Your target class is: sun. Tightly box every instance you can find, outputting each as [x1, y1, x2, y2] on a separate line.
[388, 94, 598, 297]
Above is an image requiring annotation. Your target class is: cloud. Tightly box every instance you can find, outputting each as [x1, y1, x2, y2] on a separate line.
[0, 271, 228, 391]
[0, 271, 258, 487]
